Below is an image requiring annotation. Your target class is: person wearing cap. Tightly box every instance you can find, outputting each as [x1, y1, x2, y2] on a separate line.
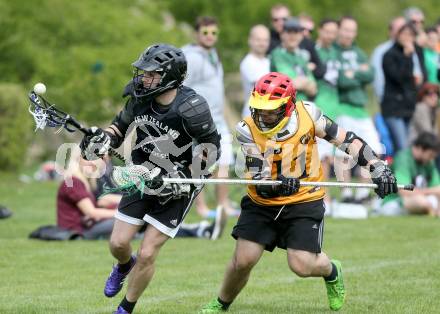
[409, 83, 440, 143]
[269, 17, 317, 101]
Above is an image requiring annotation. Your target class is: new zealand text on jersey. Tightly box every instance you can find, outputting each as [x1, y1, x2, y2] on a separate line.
[134, 114, 180, 140]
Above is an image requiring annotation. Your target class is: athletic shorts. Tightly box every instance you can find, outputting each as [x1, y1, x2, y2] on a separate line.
[216, 121, 234, 166]
[232, 196, 325, 253]
[115, 186, 201, 238]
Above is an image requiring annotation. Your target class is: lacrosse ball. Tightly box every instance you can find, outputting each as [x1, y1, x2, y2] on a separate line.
[33, 83, 46, 95]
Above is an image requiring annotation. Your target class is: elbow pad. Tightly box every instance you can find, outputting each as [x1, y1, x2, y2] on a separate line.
[341, 131, 378, 167]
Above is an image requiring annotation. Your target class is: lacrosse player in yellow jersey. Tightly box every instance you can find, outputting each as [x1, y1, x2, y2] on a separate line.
[199, 72, 398, 313]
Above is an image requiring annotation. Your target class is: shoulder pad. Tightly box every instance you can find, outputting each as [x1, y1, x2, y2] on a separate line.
[122, 80, 135, 98]
[303, 101, 322, 122]
[235, 120, 253, 144]
[177, 94, 216, 137]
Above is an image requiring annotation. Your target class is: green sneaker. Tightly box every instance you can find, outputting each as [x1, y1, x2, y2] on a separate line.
[198, 298, 227, 313]
[325, 259, 345, 311]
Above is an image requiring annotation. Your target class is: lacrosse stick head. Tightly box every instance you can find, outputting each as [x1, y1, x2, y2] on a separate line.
[28, 91, 75, 133]
[104, 165, 161, 195]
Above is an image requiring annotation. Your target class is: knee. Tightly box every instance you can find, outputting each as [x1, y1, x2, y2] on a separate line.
[288, 255, 313, 278]
[137, 247, 157, 267]
[109, 237, 130, 253]
[231, 255, 257, 273]
[289, 261, 312, 277]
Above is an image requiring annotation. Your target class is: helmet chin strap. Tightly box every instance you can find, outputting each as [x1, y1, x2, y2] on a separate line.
[258, 116, 290, 138]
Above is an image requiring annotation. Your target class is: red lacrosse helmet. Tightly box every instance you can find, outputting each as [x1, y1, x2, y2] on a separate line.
[249, 72, 296, 137]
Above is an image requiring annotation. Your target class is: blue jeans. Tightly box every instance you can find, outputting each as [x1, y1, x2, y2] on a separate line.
[384, 117, 409, 153]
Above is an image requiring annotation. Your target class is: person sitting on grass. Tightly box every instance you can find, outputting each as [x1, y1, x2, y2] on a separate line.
[57, 148, 228, 241]
[57, 149, 119, 240]
[380, 132, 440, 216]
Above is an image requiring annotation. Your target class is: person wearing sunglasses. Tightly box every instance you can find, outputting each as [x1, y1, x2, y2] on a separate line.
[268, 5, 325, 81]
[182, 16, 237, 219]
[268, 4, 291, 53]
[403, 6, 428, 47]
[270, 18, 317, 101]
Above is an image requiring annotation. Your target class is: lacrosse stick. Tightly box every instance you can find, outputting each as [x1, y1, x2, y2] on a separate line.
[110, 164, 415, 193]
[28, 83, 126, 163]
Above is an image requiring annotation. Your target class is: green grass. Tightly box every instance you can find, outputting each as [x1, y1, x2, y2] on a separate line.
[1, 174, 439, 313]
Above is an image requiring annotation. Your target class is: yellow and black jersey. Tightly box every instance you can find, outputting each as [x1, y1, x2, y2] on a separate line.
[237, 101, 325, 206]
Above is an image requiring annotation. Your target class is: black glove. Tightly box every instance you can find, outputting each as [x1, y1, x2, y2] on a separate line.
[80, 127, 111, 160]
[155, 167, 192, 205]
[370, 161, 398, 198]
[275, 175, 300, 196]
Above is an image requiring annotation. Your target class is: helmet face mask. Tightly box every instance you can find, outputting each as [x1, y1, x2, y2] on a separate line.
[132, 44, 187, 98]
[251, 104, 287, 132]
[249, 72, 296, 138]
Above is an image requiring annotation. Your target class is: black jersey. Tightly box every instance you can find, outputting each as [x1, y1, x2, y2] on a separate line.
[111, 85, 220, 174]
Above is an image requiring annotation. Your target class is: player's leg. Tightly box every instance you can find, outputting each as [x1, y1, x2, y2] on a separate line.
[282, 203, 344, 311]
[287, 249, 345, 311]
[104, 200, 146, 298]
[116, 224, 169, 314]
[200, 238, 265, 313]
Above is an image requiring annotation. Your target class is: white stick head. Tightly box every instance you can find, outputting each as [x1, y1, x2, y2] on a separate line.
[33, 83, 46, 95]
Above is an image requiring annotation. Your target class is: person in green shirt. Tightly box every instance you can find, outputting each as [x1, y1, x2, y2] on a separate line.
[423, 27, 439, 84]
[315, 18, 340, 210]
[381, 132, 440, 216]
[270, 18, 317, 101]
[334, 16, 382, 203]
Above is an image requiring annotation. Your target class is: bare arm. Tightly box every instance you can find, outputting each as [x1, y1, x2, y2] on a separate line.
[77, 198, 116, 221]
[97, 194, 122, 208]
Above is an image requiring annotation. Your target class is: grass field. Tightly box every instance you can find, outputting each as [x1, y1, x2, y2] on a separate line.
[1, 173, 439, 314]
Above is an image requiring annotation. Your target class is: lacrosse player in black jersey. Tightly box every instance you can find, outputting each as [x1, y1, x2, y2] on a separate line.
[80, 44, 221, 314]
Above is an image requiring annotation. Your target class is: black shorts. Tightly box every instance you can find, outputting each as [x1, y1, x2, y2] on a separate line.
[231, 196, 325, 253]
[115, 187, 201, 238]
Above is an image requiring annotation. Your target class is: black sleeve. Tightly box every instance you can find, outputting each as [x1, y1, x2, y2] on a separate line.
[111, 97, 136, 138]
[382, 48, 413, 85]
[300, 38, 326, 79]
[415, 45, 428, 84]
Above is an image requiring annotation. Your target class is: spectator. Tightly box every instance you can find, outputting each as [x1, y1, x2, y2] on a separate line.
[57, 149, 118, 240]
[334, 16, 381, 203]
[298, 13, 315, 39]
[380, 132, 440, 216]
[314, 18, 340, 208]
[57, 149, 228, 240]
[240, 24, 270, 118]
[298, 13, 326, 80]
[267, 6, 325, 80]
[409, 83, 439, 143]
[270, 18, 317, 101]
[182, 16, 236, 217]
[423, 27, 440, 84]
[370, 16, 406, 102]
[268, 4, 291, 53]
[404, 6, 428, 47]
[382, 22, 427, 153]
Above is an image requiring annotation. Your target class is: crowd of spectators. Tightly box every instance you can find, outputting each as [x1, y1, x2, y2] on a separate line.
[184, 4, 440, 214]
